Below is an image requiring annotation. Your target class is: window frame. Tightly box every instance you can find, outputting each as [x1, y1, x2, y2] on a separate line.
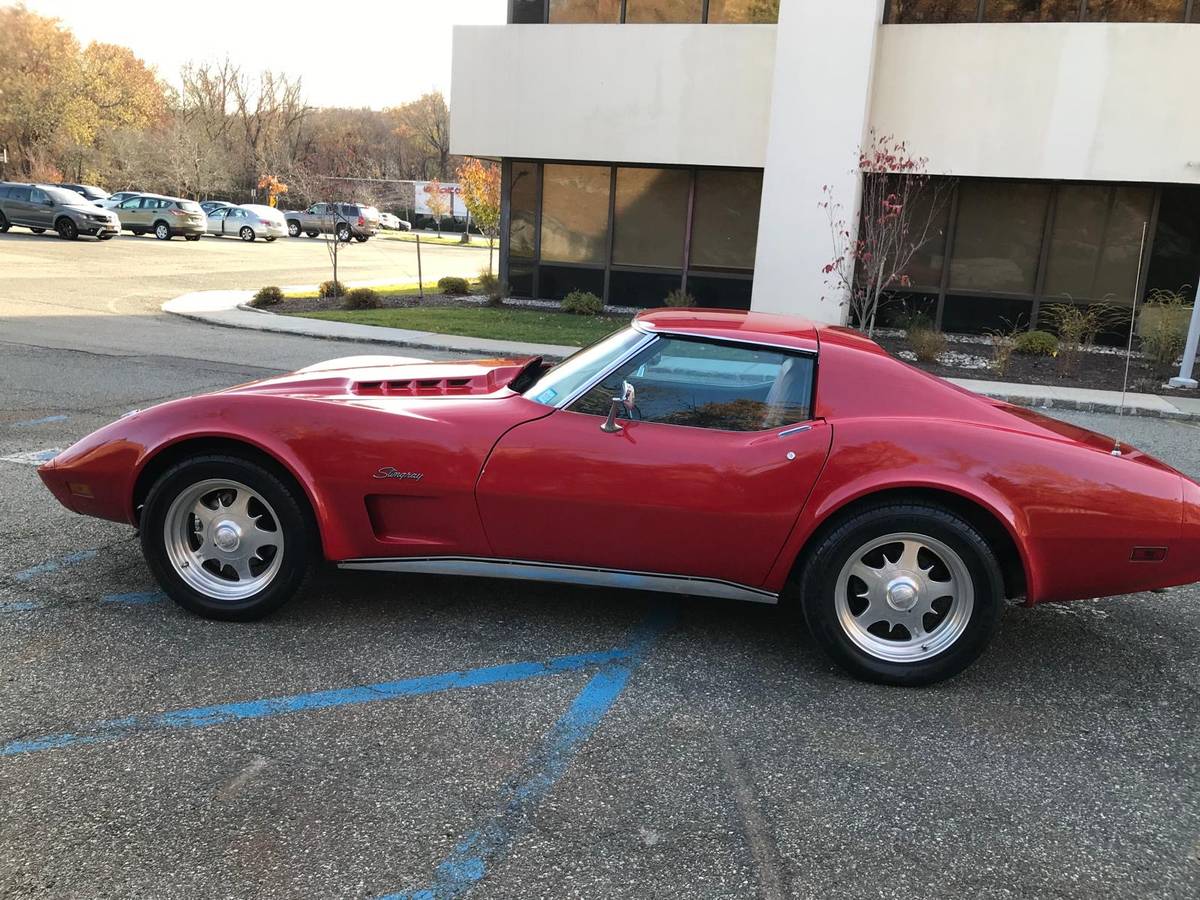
[509, 0, 783, 24]
[882, 1, 1194, 24]
[560, 328, 818, 435]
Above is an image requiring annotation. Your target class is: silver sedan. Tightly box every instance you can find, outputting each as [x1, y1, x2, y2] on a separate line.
[205, 204, 287, 242]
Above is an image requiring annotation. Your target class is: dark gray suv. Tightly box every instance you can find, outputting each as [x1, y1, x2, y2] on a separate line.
[0, 182, 120, 240]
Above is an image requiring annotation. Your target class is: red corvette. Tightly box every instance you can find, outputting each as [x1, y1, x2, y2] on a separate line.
[38, 309, 1200, 684]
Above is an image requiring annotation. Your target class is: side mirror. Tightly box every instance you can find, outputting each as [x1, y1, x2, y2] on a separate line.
[600, 381, 635, 433]
[44, 199, 55, 207]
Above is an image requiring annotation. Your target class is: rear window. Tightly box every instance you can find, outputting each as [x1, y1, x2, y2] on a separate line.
[178, 200, 202, 213]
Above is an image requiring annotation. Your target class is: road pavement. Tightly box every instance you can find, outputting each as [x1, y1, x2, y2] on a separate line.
[0, 233, 1197, 898]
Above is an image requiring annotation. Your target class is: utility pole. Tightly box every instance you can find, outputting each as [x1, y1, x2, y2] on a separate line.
[1168, 282, 1200, 389]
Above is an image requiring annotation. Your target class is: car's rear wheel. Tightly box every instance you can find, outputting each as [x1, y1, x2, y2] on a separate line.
[0, 211, 10, 232]
[140, 455, 317, 621]
[184, 234, 201, 242]
[306, 230, 318, 238]
[30, 227, 45, 234]
[798, 503, 1003, 686]
[287, 220, 301, 237]
[354, 235, 368, 243]
[154, 221, 171, 240]
[239, 226, 255, 242]
[265, 236, 276, 242]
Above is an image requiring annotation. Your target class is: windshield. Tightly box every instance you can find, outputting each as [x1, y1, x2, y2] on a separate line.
[523, 327, 648, 407]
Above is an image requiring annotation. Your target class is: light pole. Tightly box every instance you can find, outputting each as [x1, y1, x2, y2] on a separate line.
[1168, 284, 1200, 389]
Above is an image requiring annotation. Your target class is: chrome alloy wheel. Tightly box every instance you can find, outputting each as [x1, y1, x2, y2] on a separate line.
[163, 478, 285, 601]
[834, 532, 973, 663]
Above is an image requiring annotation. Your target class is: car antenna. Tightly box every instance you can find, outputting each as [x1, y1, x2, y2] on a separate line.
[1113, 221, 1150, 457]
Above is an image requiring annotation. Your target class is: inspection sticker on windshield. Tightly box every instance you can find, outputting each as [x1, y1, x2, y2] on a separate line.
[536, 388, 558, 404]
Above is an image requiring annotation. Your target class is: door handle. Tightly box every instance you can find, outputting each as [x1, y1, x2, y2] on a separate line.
[778, 425, 812, 438]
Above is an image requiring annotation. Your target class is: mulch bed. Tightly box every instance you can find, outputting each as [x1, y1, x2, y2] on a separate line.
[874, 332, 1198, 397]
[276, 291, 494, 314]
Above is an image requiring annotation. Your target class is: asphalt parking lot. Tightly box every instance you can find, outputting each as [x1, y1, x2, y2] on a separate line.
[2, 239, 1199, 898]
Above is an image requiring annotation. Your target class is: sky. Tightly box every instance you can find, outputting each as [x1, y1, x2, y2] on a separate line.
[10, 0, 506, 109]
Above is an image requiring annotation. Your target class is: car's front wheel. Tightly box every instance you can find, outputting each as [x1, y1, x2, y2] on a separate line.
[154, 222, 171, 240]
[0, 211, 9, 233]
[55, 217, 78, 240]
[799, 503, 1003, 686]
[239, 226, 255, 242]
[140, 455, 317, 621]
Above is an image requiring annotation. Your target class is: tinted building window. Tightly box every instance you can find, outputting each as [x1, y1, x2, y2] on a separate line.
[886, 1, 980, 23]
[941, 295, 1034, 334]
[548, 0, 621, 22]
[540, 164, 610, 264]
[949, 181, 1050, 294]
[625, 0, 704, 22]
[511, 0, 548, 23]
[706, 0, 780, 22]
[686, 275, 754, 309]
[509, 162, 538, 259]
[1084, 1, 1187, 22]
[983, 1, 1082, 21]
[1146, 184, 1200, 303]
[612, 167, 690, 268]
[898, 186, 952, 289]
[609, 270, 684, 307]
[690, 170, 762, 271]
[538, 264, 605, 300]
[1043, 184, 1153, 304]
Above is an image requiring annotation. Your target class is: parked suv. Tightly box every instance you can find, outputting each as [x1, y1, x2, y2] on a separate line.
[112, 193, 206, 240]
[0, 182, 120, 240]
[56, 183, 111, 205]
[283, 202, 380, 241]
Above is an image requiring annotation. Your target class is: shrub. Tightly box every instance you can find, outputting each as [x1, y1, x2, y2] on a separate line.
[250, 285, 283, 308]
[1040, 301, 1126, 375]
[342, 287, 381, 310]
[987, 318, 1026, 377]
[477, 269, 504, 307]
[1013, 330, 1059, 357]
[318, 279, 346, 299]
[664, 288, 694, 308]
[907, 326, 946, 364]
[562, 290, 604, 316]
[1140, 289, 1191, 371]
[438, 276, 470, 296]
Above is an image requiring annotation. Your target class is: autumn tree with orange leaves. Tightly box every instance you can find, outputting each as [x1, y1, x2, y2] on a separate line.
[457, 159, 501, 273]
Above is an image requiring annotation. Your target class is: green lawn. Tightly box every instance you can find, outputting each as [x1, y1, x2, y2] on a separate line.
[377, 231, 492, 248]
[286, 306, 629, 346]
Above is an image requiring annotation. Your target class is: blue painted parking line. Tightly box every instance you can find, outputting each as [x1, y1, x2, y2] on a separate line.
[0, 646, 635, 758]
[8, 415, 69, 427]
[101, 591, 166, 606]
[0, 448, 62, 466]
[381, 607, 673, 900]
[12, 549, 98, 583]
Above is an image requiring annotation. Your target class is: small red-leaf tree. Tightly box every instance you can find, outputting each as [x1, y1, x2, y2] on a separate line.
[821, 133, 954, 336]
[457, 158, 501, 273]
[424, 178, 450, 236]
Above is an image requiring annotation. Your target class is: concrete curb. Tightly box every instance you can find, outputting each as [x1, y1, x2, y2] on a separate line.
[162, 289, 1200, 423]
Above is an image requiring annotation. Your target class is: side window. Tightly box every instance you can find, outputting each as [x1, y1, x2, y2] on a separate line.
[118, 197, 141, 209]
[570, 336, 814, 433]
[0, 186, 10, 199]
[30, 188, 48, 204]
[310, 203, 326, 215]
[10, 187, 32, 202]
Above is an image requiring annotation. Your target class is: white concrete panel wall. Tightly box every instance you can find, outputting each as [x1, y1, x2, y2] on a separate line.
[450, 25, 776, 167]
[871, 24, 1200, 185]
[750, 1, 887, 323]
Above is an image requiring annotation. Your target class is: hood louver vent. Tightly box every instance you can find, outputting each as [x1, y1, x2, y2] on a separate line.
[352, 376, 486, 396]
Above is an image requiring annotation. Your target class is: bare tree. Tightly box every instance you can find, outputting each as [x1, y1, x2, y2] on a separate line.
[821, 133, 955, 336]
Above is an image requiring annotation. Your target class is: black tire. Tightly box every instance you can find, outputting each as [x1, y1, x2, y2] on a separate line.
[0, 211, 10, 233]
[354, 235, 368, 243]
[797, 503, 1003, 686]
[131, 228, 145, 236]
[154, 221, 171, 240]
[306, 231, 318, 238]
[239, 226, 255, 242]
[30, 227, 46, 234]
[55, 217, 79, 240]
[287, 220, 301, 237]
[336, 224, 351, 242]
[265, 236, 276, 242]
[184, 234, 201, 242]
[140, 454, 318, 621]
[98, 233, 115, 241]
